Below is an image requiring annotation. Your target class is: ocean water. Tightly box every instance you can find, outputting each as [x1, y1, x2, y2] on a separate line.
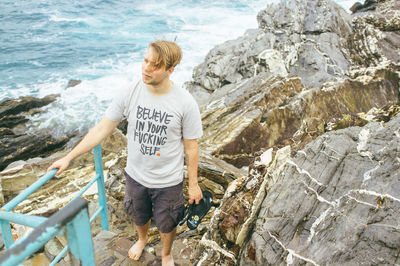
[0, 0, 356, 138]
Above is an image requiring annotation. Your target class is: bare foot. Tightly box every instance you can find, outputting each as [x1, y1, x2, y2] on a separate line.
[128, 239, 147, 261]
[162, 254, 174, 266]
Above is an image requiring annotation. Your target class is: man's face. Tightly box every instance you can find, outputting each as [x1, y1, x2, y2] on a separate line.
[141, 47, 172, 86]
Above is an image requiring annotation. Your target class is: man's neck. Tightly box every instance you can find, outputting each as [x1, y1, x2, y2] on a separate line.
[146, 79, 173, 96]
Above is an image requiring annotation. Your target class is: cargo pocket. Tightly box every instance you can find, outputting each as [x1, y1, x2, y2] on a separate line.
[169, 201, 185, 226]
[123, 196, 135, 218]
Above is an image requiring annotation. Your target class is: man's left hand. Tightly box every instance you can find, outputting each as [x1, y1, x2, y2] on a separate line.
[188, 184, 203, 205]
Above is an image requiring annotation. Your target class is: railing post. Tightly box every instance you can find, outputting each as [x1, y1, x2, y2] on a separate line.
[0, 197, 92, 266]
[0, 169, 57, 249]
[93, 144, 109, 230]
[0, 220, 14, 248]
[66, 207, 96, 265]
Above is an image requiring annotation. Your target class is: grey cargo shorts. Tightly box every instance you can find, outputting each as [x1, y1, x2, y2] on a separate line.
[123, 171, 185, 233]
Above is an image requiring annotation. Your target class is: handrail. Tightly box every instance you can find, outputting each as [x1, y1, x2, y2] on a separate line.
[0, 144, 109, 265]
[0, 212, 46, 228]
[2, 169, 58, 212]
[0, 197, 95, 265]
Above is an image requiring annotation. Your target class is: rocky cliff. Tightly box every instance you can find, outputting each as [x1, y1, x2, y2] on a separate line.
[1, 0, 399, 265]
[239, 113, 400, 265]
[187, 0, 400, 265]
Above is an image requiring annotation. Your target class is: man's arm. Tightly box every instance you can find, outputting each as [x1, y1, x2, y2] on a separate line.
[184, 138, 203, 204]
[47, 117, 119, 176]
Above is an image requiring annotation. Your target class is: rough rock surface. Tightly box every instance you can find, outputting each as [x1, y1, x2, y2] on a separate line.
[190, 0, 400, 265]
[0, 94, 71, 171]
[200, 65, 399, 168]
[351, 0, 379, 14]
[238, 113, 400, 265]
[186, 0, 354, 106]
[193, 0, 399, 169]
[192, 108, 400, 266]
[348, 0, 400, 67]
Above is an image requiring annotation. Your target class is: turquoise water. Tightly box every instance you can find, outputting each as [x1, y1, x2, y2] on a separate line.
[0, 0, 354, 137]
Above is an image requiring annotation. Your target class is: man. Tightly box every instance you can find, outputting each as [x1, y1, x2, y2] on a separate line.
[47, 40, 203, 266]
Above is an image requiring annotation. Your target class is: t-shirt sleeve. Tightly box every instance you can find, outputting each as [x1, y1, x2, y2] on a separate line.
[104, 87, 128, 122]
[182, 97, 203, 139]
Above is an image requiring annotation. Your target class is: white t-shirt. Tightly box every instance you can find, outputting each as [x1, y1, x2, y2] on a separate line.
[105, 80, 203, 188]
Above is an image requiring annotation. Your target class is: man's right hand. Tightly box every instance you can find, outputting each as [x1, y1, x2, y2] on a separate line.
[47, 157, 71, 176]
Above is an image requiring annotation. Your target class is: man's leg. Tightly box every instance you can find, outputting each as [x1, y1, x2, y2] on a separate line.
[128, 220, 150, 260]
[152, 182, 185, 266]
[160, 228, 177, 266]
[124, 173, 153, 261]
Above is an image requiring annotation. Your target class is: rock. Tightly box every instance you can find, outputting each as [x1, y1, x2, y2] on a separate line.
[239, 113, 400, 265]
[186, 0, 353, 106]
[194, 111, 400, 265]
[44, 237, 65, 261]
[351, 0, 378, 14]
[187, 2, 400, 263]
[358, 103, 400, 122]
[21, 253, 50, 265]
[192, 146, 291, 265]
[117, 119, 128, 135]
[0, 94, 69, 171]
[0, 129, 126, 210]
[0, 233, 3, 250]
[0, 115, 29, 128]
[199, 65, 399, 169]
[0, 128, 15, 137]
[192, 0, 398, 170]
[93, 231, 121, 266]
[105, 151, 127, 201]
[0, 95, 58, 118]
[94, 232, 162, 265]
[0, 132, 70, 172]
[350, 2, 364, 13]
[198, 151, 247, 189]
[347, 0, 400, 66]
[66, 80, 82, 88]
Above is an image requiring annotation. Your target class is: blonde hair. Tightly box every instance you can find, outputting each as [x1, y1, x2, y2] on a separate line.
[149, 40, 182, 70]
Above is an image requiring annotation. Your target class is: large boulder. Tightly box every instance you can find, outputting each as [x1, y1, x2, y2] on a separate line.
[199, 65, 399, 168]
[186, 0, 354, 106]
[238, 113, 400, 265]
[193, 109, 400, 265]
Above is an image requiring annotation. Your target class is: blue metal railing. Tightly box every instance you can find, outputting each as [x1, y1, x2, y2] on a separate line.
[0, 144, 109, 265]
[0, 197, 95, 265]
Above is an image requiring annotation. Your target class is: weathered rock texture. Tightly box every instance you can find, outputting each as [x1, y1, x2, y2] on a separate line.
[351, 0, 379, 14]
[348, 0, 400, 67]
[238, 113, 400, 265]
[189, 0, 400, 265]
[0, 95, 71, 171]
[186, 0, 353, 106]
[199, 67, 399, 168]
[193, 108, 400, 265]
[191, 0, 399, 170]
